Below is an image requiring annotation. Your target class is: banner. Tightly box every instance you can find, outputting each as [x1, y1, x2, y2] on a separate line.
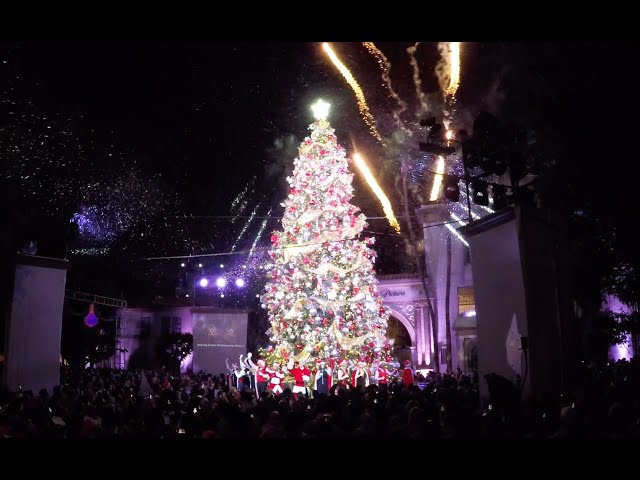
[192, 311, 248, 375]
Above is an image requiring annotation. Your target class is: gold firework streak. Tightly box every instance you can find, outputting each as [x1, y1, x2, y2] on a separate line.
[406, 42, 429, 113]
[436, 42, 462, 99]
[362, 42, 411, 136]
[430, 155, 446, 201]
[322, 43, 383, 143]
[447, 42, 461, 97]
[353, 152, 401, 233]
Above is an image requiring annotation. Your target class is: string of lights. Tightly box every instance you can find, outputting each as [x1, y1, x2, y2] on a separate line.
[141, 218, 470, 261]
[169, 214, 434, 220]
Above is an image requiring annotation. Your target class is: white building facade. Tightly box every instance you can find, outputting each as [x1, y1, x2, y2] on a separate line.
[376, 202, 478, 373]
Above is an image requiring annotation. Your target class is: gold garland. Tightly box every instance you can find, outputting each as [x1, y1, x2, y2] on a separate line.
[331, 318, 369, 349]
[293, 348, 311, 363]
[304, 250, 364, 276]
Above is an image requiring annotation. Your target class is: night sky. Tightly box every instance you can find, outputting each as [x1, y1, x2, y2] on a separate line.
[3, 42, 640, 301]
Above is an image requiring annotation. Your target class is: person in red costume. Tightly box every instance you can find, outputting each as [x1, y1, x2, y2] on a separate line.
[402, 360, 414, 387]
[287, 359, 311, 399]
[266, 362, 285, 395]
[336, 359, 350, 390]
[352, 361, 370, 389]
[373, 361, 390, 386]
[254, 359, 271, 396]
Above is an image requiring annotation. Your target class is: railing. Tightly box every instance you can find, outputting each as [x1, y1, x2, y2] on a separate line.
[64, 290, 127, 309]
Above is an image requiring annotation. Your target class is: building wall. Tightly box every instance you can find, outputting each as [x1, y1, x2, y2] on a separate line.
[120, 306, 193, 372]
[377, 270, 473, 373]
[414, 203, 476, 373]
[118, 306, 251, 374]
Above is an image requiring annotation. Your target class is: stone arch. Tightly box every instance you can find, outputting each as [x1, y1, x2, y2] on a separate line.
[386, 305, 416, 347]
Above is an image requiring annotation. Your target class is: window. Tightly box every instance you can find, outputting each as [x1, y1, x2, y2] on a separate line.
[171, 316, 182, 333]
[458, 287, 475, 315]
[440, 345, 448, 362]
[161, 316, 171, 336]
[140, 316, 151, 335]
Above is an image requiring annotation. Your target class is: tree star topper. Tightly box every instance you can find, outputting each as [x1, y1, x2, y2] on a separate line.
[311, 99, 331, 120]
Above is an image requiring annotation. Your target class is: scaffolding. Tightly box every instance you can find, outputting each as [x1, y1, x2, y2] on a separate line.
[64, 290, 128, 369]
[64, 290, 127, 309]
[115, 315, 127, 370]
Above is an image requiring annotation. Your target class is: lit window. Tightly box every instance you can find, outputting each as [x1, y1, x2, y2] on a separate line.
[457, 287, 475, 315]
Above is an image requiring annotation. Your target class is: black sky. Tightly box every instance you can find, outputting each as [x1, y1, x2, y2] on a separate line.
[4, 42, 640, 298]
[2, 42, 493, 214]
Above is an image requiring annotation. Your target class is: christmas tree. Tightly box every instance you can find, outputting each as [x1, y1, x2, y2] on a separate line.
[260, 99, 392, 370]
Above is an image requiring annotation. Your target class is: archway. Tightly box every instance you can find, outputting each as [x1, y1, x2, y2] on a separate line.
[463, 337, 478, 372]
[386, 315, 413, 365]
[386, 315, 412, 348]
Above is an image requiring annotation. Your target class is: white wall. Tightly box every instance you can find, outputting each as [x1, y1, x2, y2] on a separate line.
[3, 258, 68, 393]
[466, 216, 529, 400]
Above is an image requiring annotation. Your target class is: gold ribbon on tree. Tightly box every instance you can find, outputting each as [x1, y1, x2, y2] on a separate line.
[331, 319, 369, 349]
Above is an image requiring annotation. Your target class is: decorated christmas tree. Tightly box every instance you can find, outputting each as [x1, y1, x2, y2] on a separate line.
[260, 99, 392, 370]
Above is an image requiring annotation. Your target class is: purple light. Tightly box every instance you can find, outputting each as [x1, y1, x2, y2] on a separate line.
[199, 278, 209, 287]
[216, 277, 227, 288]
[235, 278, 245, 287]
[84, 312, 99, 328]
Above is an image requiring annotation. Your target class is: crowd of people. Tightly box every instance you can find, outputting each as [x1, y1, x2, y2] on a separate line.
[226, 353, 418, 397]
[1, 356, 640, 438]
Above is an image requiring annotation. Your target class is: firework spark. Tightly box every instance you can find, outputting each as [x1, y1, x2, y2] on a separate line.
[248, 208, 272, 258]
[362, 42, 411, 136]
[231, 202, 261, 252]
[322, 42, 383, 143]
[430, 155, 446, 201]
[406, 42, 429, 113]
[435, 42, 461, 99]
[353, 152, 400, 233]
[447, 42, 461, 97]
